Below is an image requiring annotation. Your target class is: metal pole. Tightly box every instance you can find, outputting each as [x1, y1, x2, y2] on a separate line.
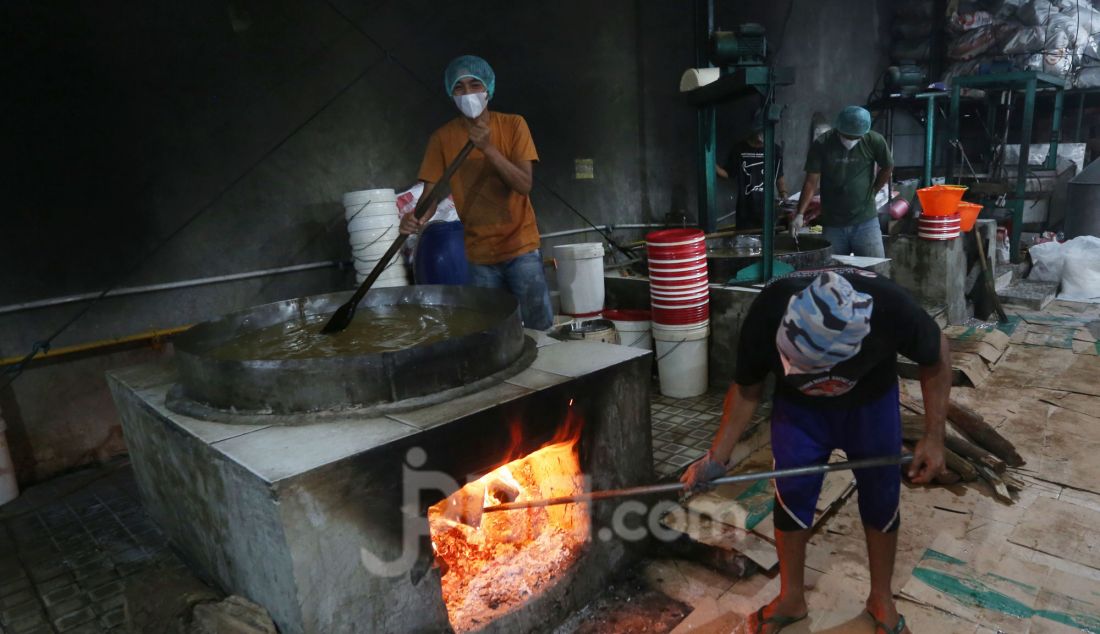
[947, 84, 961, 184]
[694, 0, 717, 233]
[762, 99, 777, 281]
[1048, 84, 1064, 170]
[483, 454, 915, 514]
[1013, 77, 1037, 263]
[923, 95, 936, 187]
[1076, 91, 1085, 142]
[0, 260, 345, 316]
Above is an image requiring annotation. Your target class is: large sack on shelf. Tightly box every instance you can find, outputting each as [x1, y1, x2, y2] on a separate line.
[949, 26, 998, 59]
[1003, 25, 1045, 53]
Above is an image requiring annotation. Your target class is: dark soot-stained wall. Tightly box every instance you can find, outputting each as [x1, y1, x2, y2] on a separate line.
[0, 0, 890, 483]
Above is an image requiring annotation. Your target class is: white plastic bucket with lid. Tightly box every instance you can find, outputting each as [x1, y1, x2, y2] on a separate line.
[653, 322, 709, 398]
[602, 309, 653, 350]
[554, 243, 606, 316]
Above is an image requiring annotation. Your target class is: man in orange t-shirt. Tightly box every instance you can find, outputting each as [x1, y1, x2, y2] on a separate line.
[400, 55, 552, 330]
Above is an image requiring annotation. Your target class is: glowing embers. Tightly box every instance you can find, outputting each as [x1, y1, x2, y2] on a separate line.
[428, 413, 590, 633]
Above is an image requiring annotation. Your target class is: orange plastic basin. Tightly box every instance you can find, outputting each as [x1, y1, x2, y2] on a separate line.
[916, 184, 968, 217]
[956, 202, 983, 232]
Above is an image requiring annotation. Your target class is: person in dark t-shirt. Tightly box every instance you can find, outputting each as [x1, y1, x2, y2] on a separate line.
[682, 268, 950, 634]
[717, 121, 787, 229]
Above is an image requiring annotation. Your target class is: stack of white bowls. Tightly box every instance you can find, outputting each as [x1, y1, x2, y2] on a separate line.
[342, 189, 408, 288]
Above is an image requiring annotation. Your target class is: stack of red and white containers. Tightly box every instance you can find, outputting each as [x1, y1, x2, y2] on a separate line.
[645, 229, 710, 398]
[645, 229, 710, 327]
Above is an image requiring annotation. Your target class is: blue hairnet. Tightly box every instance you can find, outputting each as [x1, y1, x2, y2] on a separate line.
[834, 106, 871, 137]
[444, 55, 496, 99]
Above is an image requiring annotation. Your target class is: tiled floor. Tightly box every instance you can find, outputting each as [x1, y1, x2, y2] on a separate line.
[650, 389, 726, 478]
[0, 461, 186, 634]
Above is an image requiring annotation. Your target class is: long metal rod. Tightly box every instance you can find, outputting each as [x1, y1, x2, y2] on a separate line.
[0, 260, 345, 316]
[483, 454, 914, 514]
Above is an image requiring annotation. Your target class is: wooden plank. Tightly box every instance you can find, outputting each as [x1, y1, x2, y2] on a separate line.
[1008, 497, 1100, 572]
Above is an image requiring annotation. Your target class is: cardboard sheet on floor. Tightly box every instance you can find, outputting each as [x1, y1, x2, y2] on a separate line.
[660, 508, 779, 570]
[901, 533, 1100, 633]
[1008, 497, 1100, 571]
[1029, 355, 1100, 398]
[1038, 392, 1100, 420]
[900, 327, 1010, 387]
[684, 447, 854, 536]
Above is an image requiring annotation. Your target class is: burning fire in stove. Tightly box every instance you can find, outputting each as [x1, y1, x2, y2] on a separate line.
[428, 409, 590, 633]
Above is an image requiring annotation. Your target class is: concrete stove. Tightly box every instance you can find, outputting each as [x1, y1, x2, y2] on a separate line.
[107, 335, 652, 634]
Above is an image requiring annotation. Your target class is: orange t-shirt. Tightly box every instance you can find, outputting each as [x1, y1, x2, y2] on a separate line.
[417, 112, 541, 265]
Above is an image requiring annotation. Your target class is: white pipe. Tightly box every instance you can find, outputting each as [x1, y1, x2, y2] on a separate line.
[0, 260, 346, 316]
[0, 407, 17, 506]
[539, 223, 670, 240]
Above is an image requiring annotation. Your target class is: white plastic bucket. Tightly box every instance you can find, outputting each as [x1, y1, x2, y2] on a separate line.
[343, 188, 396, 207]
[604, 311, 652, 350]
[348, 214, 398, 232]
[555, 243, 605, 316]
[0, 413, 18, 506]
[653, 323, 709, 398]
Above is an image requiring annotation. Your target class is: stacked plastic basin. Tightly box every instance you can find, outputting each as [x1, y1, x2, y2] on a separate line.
[645, 229, 710, 398]
[343, 188, 408, 288]
[916, 185, 967, 241]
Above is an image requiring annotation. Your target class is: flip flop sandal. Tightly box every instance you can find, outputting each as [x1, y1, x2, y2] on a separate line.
[867, 610, 907, 634]
[753, 605, 808, 634]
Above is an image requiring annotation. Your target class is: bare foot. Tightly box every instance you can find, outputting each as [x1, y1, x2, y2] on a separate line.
[752, 595, 809, 634]
[865, 596, 911, 634]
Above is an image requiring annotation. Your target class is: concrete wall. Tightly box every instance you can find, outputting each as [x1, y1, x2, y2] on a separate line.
[1, 0, 893, 484]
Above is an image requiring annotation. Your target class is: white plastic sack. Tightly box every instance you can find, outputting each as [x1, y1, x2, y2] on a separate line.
[1077, 66, 1100, 87]
[1003, 25, 1046, 53]
[1019, 0, 1060, 25]
[1059, 236, 1100, 302]
[1028, 240, 1066, 282]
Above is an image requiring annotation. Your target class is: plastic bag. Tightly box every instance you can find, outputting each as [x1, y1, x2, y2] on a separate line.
[1058, 236, 1100, 302]
[1019, 0, 1060, 25]
[1028, 240, 1065, 282]
[949, 26, 998, 59]
[1002, 25, 1045, 53]
[950, 10, 995, 32]
[396, 182, 459, 223]
[1076, 66, 1100, 87]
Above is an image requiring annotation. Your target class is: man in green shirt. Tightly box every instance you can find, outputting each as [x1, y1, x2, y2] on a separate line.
[791, 106, 892, 257]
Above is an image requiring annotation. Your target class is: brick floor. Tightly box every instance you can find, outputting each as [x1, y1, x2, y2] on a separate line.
[0, 462, 188, 634]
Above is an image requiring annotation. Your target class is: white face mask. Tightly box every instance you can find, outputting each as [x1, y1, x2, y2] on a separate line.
[840, 136, 860, 150]
[453, 92, 489, 119]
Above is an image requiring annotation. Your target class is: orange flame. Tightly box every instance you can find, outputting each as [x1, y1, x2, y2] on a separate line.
[428, 407, 589, 633]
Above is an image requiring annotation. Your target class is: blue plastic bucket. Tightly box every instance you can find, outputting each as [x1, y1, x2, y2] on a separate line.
[414, 221, 469, 285]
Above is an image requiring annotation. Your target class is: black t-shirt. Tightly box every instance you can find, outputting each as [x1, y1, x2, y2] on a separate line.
[735, 267, 942, 408]
[724, 139, 784, 227]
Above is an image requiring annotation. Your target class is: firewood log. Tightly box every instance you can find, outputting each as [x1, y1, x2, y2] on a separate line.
[947, 400, 1025, 467]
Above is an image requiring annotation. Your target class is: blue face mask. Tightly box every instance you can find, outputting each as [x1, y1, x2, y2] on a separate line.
[453, 92, 488, 119]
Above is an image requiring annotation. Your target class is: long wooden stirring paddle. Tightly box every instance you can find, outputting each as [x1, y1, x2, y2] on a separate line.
[322, 140, 475, 334]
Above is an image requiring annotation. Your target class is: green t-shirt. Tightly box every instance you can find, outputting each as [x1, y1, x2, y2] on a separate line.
[804, 130, 893, 227]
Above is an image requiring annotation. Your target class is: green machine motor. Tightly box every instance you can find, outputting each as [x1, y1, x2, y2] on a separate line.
[710, 23, 767, 66]
[886, 61, 926, 96]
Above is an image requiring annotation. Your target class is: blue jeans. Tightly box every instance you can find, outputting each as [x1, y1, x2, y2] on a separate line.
[823, 218, 885, 258]
[468, 250, 554, 330]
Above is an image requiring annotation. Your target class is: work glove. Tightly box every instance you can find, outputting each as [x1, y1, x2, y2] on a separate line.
[680, 450, 729, 494]
[789, 213, 804, 239]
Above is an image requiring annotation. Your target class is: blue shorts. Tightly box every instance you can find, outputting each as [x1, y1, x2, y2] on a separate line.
[771, 384, 902, 532]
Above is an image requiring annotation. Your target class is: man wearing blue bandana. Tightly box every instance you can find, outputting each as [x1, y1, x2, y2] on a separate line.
[683, 269, 951, 634]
